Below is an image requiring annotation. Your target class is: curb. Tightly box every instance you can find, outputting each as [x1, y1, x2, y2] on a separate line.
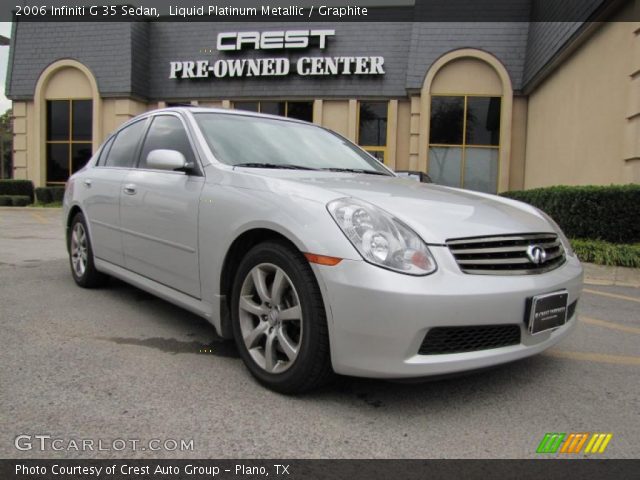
[0, 206, 63, 211]
[583, 262, 640, 288]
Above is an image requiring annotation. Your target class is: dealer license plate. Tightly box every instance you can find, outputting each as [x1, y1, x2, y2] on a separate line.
[527, 290, 569, 335]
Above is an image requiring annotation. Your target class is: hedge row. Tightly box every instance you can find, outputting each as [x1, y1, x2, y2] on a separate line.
[501, 184, 640, 244]
[35, 186, 65, 204]
[571, 239, 640, 268]
[0, 180, 34, 203]
[0, 195, 31, 206]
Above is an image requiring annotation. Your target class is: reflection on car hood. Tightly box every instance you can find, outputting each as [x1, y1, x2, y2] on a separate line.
[231, 170, 552, 244]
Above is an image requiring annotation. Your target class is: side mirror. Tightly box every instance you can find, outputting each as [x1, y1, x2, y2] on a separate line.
[146, 149, 193, 172]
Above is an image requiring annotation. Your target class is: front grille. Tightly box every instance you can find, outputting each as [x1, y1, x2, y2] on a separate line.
[418, 325, 521, 355]
[567, 300, 578, 320]
[447, 233, 566, 275]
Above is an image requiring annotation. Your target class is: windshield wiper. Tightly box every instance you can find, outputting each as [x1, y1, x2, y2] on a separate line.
[320, 167, 390, 176]
[234, 162, 318, 171]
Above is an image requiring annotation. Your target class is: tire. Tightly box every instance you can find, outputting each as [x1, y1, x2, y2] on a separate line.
[68, 212, 108, 288]
[231, 240, 333, 394]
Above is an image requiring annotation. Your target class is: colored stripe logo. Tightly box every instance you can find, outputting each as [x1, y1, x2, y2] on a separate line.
[584, 433, 613, 454]
[537, 433, 612, 454]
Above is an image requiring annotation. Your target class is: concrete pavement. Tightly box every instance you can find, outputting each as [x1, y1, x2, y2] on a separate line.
[0, 208, 638, 459]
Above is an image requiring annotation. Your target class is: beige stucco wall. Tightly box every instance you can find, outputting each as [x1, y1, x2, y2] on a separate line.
[395, 100, 411, 170]
[14, 61, 149, 186]
[101, 98, 147, 142]
[430, 57, 503, 96]
[320, 100, 350, 138]
[44, 67, 93, 99]
[11, 102, 28, 180]
[198, 101, 224, 109]
[509, 96, 528, 191]
[525, 6, 640, 187]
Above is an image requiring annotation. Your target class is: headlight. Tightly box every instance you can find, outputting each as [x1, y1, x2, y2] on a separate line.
[327, 198, 437, 275]
[537, 208, 575, 257]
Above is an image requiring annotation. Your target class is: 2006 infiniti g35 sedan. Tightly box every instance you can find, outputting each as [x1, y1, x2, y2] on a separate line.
[63, 107, 583, 393]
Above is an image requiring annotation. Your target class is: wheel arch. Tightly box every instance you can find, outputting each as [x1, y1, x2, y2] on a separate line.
[218, 228, 303, 339]
[65, 204, 85, 252]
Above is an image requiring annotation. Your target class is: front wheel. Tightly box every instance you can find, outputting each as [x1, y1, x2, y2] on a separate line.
[68, 212, 108, 288]
[231, 241, 333, 394]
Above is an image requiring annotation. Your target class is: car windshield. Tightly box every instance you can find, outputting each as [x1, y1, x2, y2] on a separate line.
[193, 112, 392, 175]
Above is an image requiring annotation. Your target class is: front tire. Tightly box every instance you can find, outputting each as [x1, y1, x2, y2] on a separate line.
[231, 240, 333, 394]
[68, 212, 108, 288]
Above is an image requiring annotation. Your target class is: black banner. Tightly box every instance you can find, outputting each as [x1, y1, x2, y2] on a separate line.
[1, 459, 639, 480]
[4, 0, 638, 23]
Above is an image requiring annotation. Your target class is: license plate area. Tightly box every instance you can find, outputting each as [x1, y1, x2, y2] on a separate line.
[526, 290, 569, 335]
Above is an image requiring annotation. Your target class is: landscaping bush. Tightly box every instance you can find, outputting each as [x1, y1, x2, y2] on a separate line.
[34, 187, 52, 204]
[9, 195, 31, 207]
[0, 179, 34, 203]
[50, 186, 65, 202]
[0, 195, 11, 206]
[571, 239, 640, 268]
[35, 186, 65, 204]
[501, 184, 640, 244]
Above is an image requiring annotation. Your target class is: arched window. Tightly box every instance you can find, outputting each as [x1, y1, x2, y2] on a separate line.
[420, 50, 513, 194]
[428, 94, 501, 193]
[45, 99, 93, 184]
[34, 60, 101, 186]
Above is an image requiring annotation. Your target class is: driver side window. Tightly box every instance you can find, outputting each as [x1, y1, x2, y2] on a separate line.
[139, 115, 197, 170]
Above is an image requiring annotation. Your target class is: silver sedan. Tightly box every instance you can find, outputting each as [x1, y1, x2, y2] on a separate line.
[64, 108, 583, 393]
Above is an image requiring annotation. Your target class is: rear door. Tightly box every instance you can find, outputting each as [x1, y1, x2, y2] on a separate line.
[119, 114, 204, 298]
[82, 119, 148, 267]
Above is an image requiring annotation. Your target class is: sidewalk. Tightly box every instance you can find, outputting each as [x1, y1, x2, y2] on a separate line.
[582, 262, 640, 288]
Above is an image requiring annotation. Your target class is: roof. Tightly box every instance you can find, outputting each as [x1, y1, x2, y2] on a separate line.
[5, 0, 619, 101]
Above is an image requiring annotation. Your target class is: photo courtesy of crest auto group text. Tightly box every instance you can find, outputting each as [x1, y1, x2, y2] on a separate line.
[0, 0, 638, 478]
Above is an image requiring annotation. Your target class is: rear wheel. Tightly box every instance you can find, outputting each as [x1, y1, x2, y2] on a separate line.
[68, 212, 108, 288]
[231, 241, 333, 394]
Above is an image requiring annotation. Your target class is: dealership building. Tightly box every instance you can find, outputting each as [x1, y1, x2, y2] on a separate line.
[5, 0, 639, 193]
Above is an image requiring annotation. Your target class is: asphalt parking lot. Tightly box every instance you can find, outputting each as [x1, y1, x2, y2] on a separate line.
[0, 208, 638, 459]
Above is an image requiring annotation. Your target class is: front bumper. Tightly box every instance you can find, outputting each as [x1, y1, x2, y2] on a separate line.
[313, 246, 583, 378]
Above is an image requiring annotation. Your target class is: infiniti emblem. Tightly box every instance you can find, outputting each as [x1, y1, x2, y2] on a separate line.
[526, 245, 547, 265]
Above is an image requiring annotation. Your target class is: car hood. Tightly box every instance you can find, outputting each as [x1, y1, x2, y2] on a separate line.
[223, 169, 553, 244]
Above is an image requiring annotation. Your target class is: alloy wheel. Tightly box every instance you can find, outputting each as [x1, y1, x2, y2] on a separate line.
[238, 263, 303, 374]
[70, 222, 88, 278]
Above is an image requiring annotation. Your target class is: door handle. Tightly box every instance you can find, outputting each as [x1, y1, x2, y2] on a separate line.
[83, 179, 92, 188]
[123, 184, 137, 195]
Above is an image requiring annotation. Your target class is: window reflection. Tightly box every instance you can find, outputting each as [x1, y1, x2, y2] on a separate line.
[428, 95, 501, 193]
[46, 100, 92, 184]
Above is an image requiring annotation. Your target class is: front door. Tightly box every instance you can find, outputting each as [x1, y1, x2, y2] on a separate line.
[119, 114, 204, 298]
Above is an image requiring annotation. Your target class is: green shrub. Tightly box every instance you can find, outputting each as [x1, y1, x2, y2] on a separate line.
[9, 195, 31, 207]
[571, 239, 640, 268]
[0, 179, 34, 202]
[501, 184, 640, 244]
[35, 187, 52, 204]
[50, 186, 65, 202]
[0, 195, 11, 206]
[34, 186, 65, 204]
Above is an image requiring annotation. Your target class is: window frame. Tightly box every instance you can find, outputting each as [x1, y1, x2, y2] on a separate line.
[428, 93, 502, 191]
[99, 118, 149, 170]
[134, 113, 203, 176]
[94, 113, 203, 176]
[95, 135, 116, 167]
[45, 98, 93, 185]
[232, 100, 314, 122]
[357, 101, 389, 164]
